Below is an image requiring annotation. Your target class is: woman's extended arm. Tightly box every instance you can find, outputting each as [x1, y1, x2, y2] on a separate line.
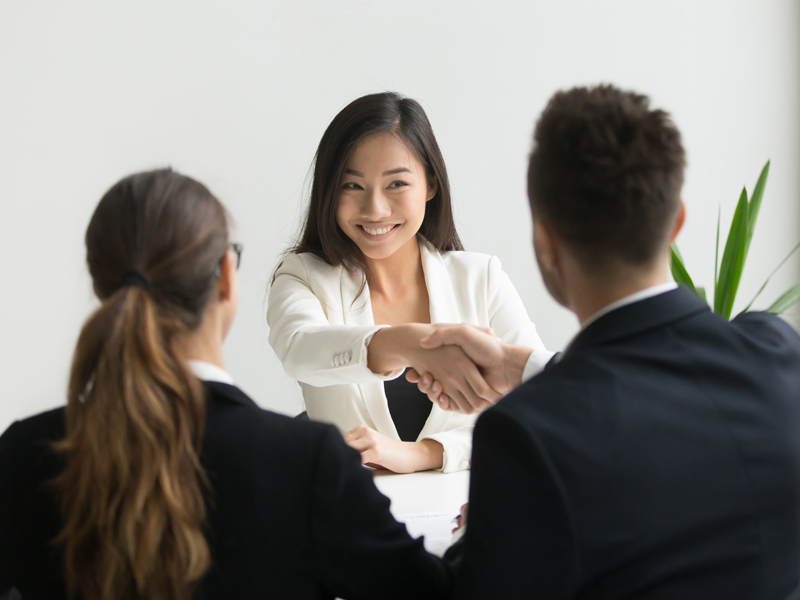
[268, 255, 500, 408]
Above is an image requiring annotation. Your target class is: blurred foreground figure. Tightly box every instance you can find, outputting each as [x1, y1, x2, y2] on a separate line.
[429, 86, 800, 599]
[0, 169, 450, 600]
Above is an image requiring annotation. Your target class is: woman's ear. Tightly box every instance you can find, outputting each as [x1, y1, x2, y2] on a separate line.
[426, 178, 438, 202]
[216, 251, 236, 301]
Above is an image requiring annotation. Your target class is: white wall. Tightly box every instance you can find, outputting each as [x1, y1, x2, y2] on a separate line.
[1, 0, 798, 433]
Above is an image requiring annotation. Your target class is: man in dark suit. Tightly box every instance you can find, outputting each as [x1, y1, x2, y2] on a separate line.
[415, 85, 800, 598]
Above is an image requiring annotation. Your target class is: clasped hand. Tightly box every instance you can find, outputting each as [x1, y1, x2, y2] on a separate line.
[406, 324, 526, 413]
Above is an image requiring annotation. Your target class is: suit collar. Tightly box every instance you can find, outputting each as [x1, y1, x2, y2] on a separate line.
[203, 380, 259, 409]
[564, 286, 710, 358]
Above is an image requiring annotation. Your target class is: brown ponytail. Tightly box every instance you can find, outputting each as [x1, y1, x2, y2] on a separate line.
[53, 169, 229, 600]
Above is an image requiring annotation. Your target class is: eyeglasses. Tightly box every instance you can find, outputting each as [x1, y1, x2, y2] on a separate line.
[229, 243, 243, 270]
[214, 243, 243, 278]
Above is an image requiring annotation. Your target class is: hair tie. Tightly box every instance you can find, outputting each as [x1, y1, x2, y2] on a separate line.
[120, 269, 151, 291]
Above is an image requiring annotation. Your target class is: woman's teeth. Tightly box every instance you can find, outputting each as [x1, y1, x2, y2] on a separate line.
[362, 225, 394, 236]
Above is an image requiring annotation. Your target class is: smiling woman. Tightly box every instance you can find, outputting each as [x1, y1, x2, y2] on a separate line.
[267, 92, 552, 474]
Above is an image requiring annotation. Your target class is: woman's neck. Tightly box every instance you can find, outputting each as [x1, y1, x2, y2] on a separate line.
[367, 236, 430, 325]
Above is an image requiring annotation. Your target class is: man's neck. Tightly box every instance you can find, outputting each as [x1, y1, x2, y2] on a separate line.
[568, 260, 672, 326]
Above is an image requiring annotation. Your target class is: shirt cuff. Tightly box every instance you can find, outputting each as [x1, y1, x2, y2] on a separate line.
[522, 350, 557, 383]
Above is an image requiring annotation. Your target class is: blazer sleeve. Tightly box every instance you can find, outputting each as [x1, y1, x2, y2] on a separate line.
[309, 425, 452, 599]
[420, 421, 475, 473]
[267, 254, 403, 387]
[447, 407, 580, 599]
[0, 423, 18, 593]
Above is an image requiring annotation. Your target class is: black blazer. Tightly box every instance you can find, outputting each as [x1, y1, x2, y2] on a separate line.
[0, 381, 450, 599]
[447, 288, 800, 599]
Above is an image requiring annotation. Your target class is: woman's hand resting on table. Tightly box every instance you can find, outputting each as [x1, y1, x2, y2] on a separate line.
[344, 425, 444, 473]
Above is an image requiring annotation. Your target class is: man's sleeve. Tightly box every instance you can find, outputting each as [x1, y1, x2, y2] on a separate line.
[309, 425, 452, 600]
[449, 408, 580, 599]
[0, 423, 18, 593]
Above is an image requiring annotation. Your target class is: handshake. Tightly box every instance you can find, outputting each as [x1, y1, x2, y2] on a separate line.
[402, 324, 535, 414]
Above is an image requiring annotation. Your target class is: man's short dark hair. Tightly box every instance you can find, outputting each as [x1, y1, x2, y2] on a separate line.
[528, 85, 686, 269]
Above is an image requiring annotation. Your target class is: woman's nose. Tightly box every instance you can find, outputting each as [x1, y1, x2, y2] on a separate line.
[361, 188, 392, 219]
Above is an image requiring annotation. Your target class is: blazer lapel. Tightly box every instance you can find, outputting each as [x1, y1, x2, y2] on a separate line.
[419, 237, 461, 325]
[564, 287, 710, 359]
[339, 264, 402, 438]
[417, 237, 458, 439]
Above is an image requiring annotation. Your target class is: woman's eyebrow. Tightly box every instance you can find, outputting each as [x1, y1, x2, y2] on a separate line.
[344, 167, 413, 177]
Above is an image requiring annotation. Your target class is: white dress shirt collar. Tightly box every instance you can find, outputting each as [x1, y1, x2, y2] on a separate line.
[542, 281, 679, 369]
[579, 281, 679, 332]
[187, 360, 235, 385]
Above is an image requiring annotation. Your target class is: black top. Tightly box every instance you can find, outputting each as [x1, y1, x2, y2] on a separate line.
[447, 288, 800, 599]
[385, 368, 433, 442]
[0, 381, 451, 600]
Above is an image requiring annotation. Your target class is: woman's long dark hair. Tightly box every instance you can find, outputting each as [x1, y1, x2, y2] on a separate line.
[53, 169, 229, 600]
[290, 92, 463, 278]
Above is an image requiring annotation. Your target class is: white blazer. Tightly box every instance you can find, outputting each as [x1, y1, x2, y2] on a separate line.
[267, 237, 547, 472]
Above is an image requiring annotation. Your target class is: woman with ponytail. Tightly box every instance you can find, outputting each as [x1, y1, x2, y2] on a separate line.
[0, 169, 450, 600]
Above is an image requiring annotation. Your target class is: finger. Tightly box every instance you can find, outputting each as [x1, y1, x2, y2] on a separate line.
[360, 449, 381, 467]
[416, 374, 435, 395]
[420, 325, 470, 349]
[463, 362, 502, 404]
[405, 368, 422, 383]
[475, 326, 495, 337]
[451, 371, 489, 413]
[342, 427, 361, 442]
[346, 437, 371, 452]
[439, 394, 452, 411]
[443, 388, 474, 414]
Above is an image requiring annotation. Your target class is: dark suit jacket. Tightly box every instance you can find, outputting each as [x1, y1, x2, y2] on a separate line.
[0, 381, 450, 599]
[447, 287, 800, 599]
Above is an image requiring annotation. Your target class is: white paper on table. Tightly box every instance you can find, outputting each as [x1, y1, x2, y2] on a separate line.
[395, 511, 460, 557]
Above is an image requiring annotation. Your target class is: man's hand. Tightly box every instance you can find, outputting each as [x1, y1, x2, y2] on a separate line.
[407, 324, 532, 412]
[369, 324, 501, 414]
[343, 425, 444, 473]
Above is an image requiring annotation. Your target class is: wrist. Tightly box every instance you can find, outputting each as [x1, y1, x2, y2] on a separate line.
[414, 439, 444, 471]
[501, 344, 531, 391]
[367, 324, 434, 374]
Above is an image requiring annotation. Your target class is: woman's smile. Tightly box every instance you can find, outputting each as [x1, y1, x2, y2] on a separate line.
[357, 223, 401, 240]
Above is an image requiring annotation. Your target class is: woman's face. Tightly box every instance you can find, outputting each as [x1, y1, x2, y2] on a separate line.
[336, 132, 436, 262]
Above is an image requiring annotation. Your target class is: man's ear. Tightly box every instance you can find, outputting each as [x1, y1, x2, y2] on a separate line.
[426, 178, 438, 202]
[533, 221, 559, 271]
[669, 200, 686, 243]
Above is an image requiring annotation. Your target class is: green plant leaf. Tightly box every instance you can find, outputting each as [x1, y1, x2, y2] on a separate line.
[670, 244, 699, 296]
[766, 282, 800, 314]
[714, 205, 720, 289]
[715, 187, 749, 319]
[743, 160, 770, 261]
[742, 238, 800, 312]
[696, 286, 707, 303]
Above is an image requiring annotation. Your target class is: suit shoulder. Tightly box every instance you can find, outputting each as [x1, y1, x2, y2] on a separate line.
[732, 310, 800, 349]
[1, 406, 65, 449]
[204, 383, 338, 450]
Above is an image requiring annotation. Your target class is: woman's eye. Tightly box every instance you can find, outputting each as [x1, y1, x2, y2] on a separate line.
[388, 181, 408, 189]
[342, 182, 363, 190]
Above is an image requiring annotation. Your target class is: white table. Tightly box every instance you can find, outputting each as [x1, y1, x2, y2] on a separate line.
[372, 469, 470, 556]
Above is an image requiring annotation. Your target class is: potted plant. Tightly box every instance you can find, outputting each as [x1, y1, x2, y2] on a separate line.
[671, 161, 800, 320]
